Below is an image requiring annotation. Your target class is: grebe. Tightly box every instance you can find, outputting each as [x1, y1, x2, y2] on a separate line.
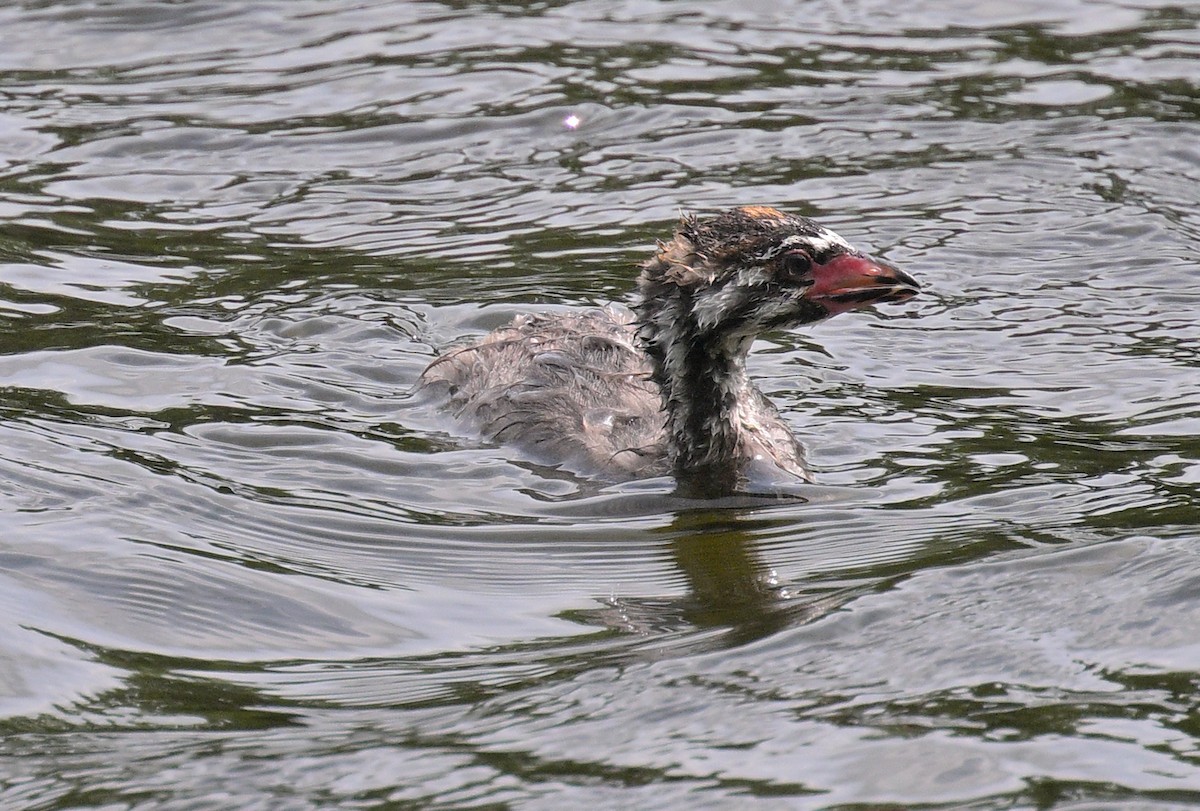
[418, 206, 919, 494]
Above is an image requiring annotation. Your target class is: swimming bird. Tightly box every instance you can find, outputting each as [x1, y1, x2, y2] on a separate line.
[418, 206, 919, 494]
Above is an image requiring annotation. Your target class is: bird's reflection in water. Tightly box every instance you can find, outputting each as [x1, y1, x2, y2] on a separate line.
[561, 488, 866, 651]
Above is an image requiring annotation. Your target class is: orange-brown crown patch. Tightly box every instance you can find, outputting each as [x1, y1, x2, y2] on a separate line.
[735, 205, 786, 221]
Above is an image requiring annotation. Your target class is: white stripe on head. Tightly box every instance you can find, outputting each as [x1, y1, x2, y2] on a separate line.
[751, 228, 854, 264]
[779, 228, 852, 257]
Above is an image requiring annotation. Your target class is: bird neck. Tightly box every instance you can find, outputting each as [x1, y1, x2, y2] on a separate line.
[636, 292, 757, 492]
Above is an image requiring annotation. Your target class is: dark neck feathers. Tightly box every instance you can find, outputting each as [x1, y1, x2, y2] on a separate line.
[636, 233, 759, 490]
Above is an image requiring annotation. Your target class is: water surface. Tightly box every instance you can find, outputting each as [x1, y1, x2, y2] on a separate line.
[1, 0, 1198, 807]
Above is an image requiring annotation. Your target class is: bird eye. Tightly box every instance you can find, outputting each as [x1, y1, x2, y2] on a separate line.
[781, 250, 812, 279]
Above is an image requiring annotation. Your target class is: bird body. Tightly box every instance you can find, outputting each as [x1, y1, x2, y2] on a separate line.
[420, 307, 667, 478]
[419, 206, 919, 494]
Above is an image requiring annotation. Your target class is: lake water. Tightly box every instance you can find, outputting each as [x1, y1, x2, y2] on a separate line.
[1, 1, 1198, 808]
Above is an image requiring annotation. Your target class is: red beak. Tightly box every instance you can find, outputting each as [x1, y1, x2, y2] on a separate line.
[804, 253, 920, 316]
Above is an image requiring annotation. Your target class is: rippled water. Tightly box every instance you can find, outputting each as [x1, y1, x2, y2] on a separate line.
[1, 0, 1198, 807]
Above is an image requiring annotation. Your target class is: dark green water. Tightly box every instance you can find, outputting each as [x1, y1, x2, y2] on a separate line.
[1, 1, 1198, 808]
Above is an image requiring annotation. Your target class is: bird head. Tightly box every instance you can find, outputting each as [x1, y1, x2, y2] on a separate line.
[639, 206, 919, 346]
